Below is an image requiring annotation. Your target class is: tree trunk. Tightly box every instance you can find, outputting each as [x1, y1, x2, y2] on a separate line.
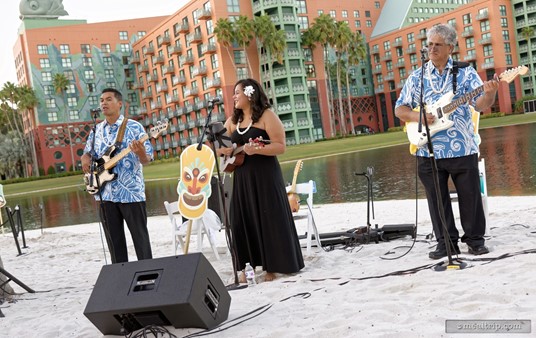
[0, 255, 15, 301]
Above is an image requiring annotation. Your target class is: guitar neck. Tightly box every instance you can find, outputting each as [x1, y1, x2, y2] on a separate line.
[104, 134, 149, 170]
[442, 85, 484, 115]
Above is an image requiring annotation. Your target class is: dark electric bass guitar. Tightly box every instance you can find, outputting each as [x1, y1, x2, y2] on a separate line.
[84, 119, 168, 195]
[406, 65, 528, 147]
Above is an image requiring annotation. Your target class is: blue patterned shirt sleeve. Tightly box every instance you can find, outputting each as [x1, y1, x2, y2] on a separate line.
[396, 58, 481, 159]
[83, 115, 153, 202]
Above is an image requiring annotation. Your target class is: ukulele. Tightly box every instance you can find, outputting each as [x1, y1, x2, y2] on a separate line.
[84, 119, 168, 195]
[287, 160, 303, 213]
[220, 136, 270, 173]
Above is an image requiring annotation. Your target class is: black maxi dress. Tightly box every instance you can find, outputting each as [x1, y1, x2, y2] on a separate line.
[229, 126, 304, 273]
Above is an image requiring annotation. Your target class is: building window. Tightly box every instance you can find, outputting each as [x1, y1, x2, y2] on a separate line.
[84, 70, 95, 80]
[502, 30, 510, 41]
[465, 37, 475, 49]
[42, 71, 52, 82]
[354, 10, 359, 18]
[298, 16, 309, 29]
[39, 58, 50, 68]
[106, 82, 116, 88]
[48, 112, 58, 122]
[103, 69, 113, 79]
[119, 31, 128, 40]
[407, 32, 414, 43]
[60, 44, 70, 54]
[227, 0, 239, 12]
[88, 96, 98, 106]
[375, 1, 380, 9]
[297, 0, 306, 14]
[82, 57, 92, 67]
[211, 54, 219, 69]
[67, 97, 78, 107]
[101, 44, 111, 53]
[64, 71, 75, 81]
[463, 13, 471, 25]
[499, 5, 507, 16]
[61, 57, 72, 68]
[45, 98, 56, 108]
[66, 84, 76, 94]
[38, 45, 48, 54]
[483, 45, 493, 57]
[365, 10, 370, 17]
[500, 18, 508, 28]
[120, 44, 130, 53]
[206, 19, 214, 35]
[506, 54, 512, 65]
[366, 20, 372, 27]
[329, 10, 335, 18]
[81, 44, 91, 53]
[103, 57, 113, 67]
[317, 10, 323, 16]
[342, 10, 347, 18]
[44, 85, 54, 95]
[480, 20, 490, 32]
[237, 67, 248, 79]
[69, 110, 80, 120]
[234, 50, 245, 65]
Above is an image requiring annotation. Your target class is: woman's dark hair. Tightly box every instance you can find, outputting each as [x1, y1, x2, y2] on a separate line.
[232, 78, 271, 124]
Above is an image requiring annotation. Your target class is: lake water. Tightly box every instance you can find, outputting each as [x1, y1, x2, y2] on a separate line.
[4, 123, 536, 230]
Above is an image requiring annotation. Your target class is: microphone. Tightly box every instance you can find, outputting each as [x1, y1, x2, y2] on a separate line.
[420, 47, 428, 53]
[208, 96, 222, 105]
[90, 107, 102, 114]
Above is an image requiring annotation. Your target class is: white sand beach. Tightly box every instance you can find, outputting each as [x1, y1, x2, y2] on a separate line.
[1, 196, 535, 337]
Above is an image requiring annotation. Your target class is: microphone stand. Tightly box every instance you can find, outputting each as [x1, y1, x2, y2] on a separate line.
[89, 110, 112, 265]
[197, 102, 245, 290]
[418, 50, 466, 271]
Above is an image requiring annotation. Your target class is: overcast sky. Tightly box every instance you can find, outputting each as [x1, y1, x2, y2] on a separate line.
[0, 0, 189, 88]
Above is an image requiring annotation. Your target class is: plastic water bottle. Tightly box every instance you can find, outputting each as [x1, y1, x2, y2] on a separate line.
[245, 262, 256, 286]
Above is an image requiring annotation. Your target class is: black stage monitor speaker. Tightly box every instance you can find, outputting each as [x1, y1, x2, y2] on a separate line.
[83, 253, 231, 335]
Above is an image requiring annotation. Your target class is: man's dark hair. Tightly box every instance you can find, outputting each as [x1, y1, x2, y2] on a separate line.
[102, 88, 123, 101]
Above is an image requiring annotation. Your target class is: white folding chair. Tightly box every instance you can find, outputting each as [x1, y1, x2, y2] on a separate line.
[287, 180, 318, 253]
[163, 201, 221, 259]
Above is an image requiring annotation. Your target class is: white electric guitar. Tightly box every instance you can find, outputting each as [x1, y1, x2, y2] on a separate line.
[406, 65, 529, 147]
[84, 119, 168, 195]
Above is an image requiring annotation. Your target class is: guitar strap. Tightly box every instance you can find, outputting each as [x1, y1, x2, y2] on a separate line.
[451, 61, 469, 94]
[114, 117, 129, 147]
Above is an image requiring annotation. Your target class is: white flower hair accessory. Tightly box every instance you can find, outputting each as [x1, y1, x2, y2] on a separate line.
[243, 85, 255, 98]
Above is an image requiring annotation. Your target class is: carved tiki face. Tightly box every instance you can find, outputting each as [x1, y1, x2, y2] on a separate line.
[177, 144, 215, 219]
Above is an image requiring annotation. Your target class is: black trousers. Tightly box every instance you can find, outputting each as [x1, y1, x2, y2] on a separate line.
[418, 154, 486, 248]
[99, 201, 153, 263]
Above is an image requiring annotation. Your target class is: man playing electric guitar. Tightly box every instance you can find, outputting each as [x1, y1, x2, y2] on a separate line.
[81, 88, 154, 264]
[395, 24, 498, 260]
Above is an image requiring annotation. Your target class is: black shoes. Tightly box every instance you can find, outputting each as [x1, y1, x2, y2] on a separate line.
[468, 245, 489, 255]
[428, 244, 461, 260]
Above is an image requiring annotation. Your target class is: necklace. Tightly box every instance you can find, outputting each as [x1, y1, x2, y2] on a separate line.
[236, 120, 253, 135]
[426, 61, 451, 94]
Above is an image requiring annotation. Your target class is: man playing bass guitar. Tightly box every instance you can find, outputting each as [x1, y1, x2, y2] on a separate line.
[81, 88, 154, 264]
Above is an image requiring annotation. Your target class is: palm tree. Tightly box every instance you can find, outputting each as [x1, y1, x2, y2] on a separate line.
[0, 82, 37, 177]
[344, 32, 367, 135]
[253, 15, 286, 106]
[17, 85, 40, 176]
[53, 73, 75, 171]
[305, 14, 337, 137]
[214, 18, 237, 72]
[333, 21, 353, 136]
[521, 26, 534, 95]
[234, 15, 255, 77]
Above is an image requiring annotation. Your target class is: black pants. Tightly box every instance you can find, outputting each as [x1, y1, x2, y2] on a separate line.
[418, 154, 486, 248]
[99, 201, 153, 263]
